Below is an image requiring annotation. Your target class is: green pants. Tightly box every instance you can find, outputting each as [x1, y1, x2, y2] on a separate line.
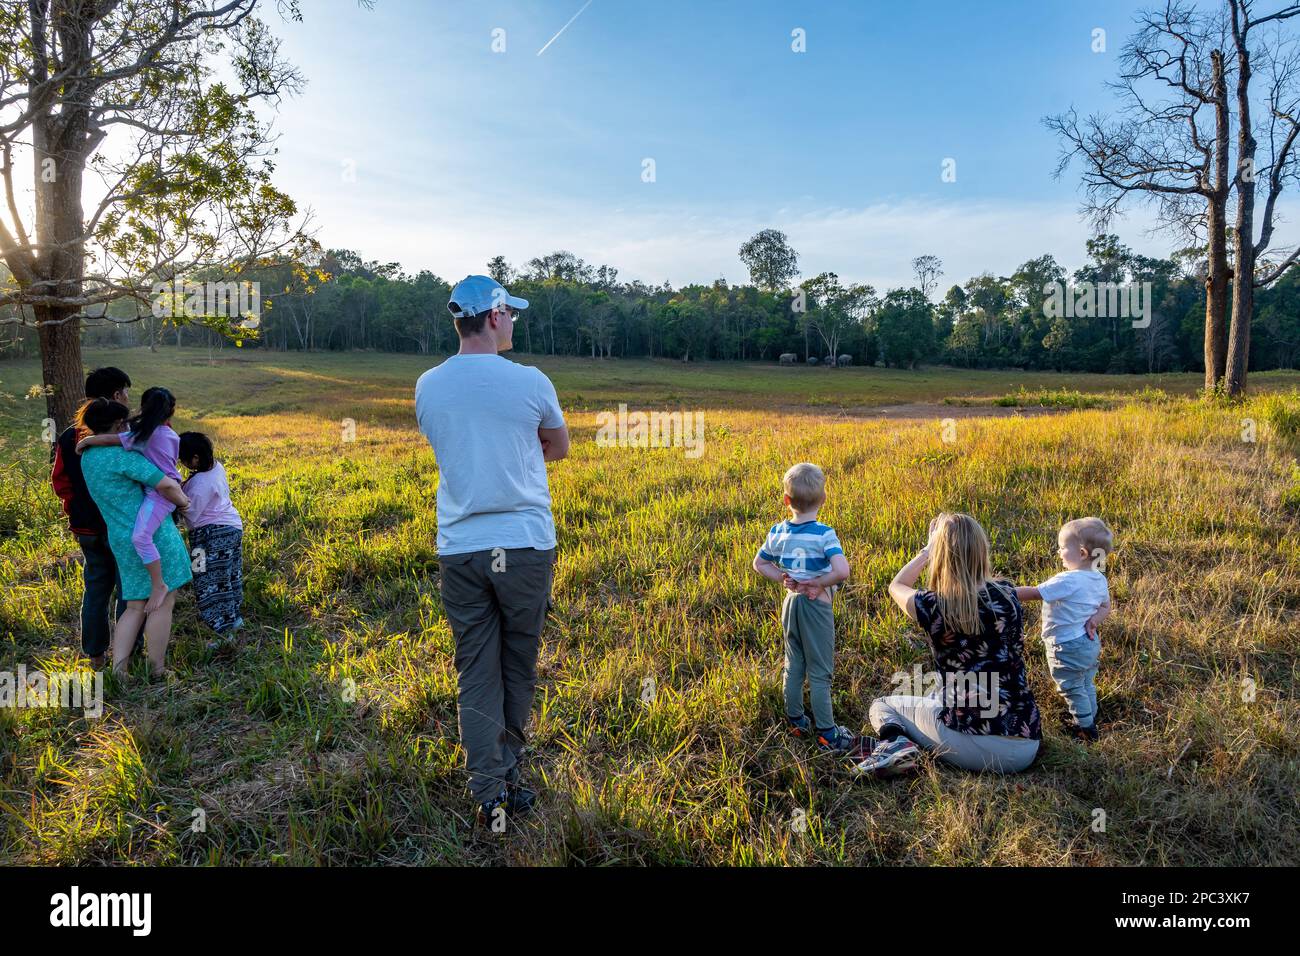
[439, 546, 556, 803]
[781, 592, 836, 729]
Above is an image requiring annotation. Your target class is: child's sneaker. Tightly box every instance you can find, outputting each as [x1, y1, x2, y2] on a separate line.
[816, 725, 857, 755]
[205, 633, 238, 654]
[851, 738, 921, 779]
[1068, 721, 1099, 743]
[788, 715, 812, 739]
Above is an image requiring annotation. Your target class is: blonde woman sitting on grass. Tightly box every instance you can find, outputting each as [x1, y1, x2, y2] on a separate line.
[852, 512, 1042, 779]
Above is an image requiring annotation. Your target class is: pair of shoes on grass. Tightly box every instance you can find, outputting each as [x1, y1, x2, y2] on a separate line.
[788, 714, 923, 778]
[787, 715, 860, 755]
[476, 783, 537, 828]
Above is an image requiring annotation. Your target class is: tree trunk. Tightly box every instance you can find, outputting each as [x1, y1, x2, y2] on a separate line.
[38, 305, 85, 430]
[1226, 14, 1256, 398]
[31, 55, 95, 431]
[1225, 252, 1255, 399]
[1205, 197, 1231, 390]
[1205, 49, 1232, 393]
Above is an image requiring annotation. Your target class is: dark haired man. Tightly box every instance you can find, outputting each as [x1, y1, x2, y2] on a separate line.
[50, 367, 137, 668]
[414, 276, 569, 826]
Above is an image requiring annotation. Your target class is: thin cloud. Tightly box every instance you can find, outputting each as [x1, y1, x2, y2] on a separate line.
[537, 0, 595, 56]
[307, 192, 1251, 291]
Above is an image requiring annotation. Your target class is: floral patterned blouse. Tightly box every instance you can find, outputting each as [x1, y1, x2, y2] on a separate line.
[912, 580, 1042, 740]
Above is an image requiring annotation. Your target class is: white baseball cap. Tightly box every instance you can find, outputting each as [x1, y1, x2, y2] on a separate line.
[447, 275, 529, 320]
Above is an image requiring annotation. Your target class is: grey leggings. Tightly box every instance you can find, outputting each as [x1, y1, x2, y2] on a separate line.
[869, 693, 1039, 773]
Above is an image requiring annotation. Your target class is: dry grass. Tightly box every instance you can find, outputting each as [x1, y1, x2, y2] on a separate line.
[1, 348, 1297, 865]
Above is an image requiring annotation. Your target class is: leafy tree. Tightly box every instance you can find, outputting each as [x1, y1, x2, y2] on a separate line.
[1254, 264, 1300, 367]
[738, 229, 799, 292]
[946, 315, 983, 367]
[0, 0, 324, 428]
[526, 250, 593, 283]
[487, 256, 514, 284]
[800, 272, 876, 364]
[873, 288, 935, 368]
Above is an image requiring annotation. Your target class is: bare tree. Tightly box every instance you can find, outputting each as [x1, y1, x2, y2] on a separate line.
[912, 254, 944, 299]
[0, 1, 321, 429]
[1046, 1, 1234, 392]
[1225, 0, 1300, 394]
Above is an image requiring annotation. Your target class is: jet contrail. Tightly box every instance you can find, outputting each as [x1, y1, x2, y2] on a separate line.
[537, 0, 594, 56]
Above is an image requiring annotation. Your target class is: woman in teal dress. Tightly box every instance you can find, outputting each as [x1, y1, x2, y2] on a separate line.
[77, 399, 192, 676]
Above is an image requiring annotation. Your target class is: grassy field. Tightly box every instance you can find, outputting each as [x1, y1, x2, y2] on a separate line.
[1, 347, 1298, 865]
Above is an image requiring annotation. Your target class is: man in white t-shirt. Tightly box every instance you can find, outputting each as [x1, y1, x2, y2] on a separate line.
[415, 275, 569, 825]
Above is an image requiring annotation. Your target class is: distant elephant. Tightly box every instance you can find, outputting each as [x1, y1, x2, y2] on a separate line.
[779, 353, 797, 365]
[837, 354, 853, 366]
[806, 356, 819, 366]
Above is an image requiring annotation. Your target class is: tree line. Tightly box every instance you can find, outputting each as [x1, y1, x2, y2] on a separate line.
[9, 230, 1296, 376]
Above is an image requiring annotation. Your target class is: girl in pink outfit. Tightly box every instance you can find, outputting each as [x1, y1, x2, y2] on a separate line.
[178, 431, 244, 645]
[77, 387, 188, 612]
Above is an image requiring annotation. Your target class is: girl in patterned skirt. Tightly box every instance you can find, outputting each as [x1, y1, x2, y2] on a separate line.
[178, 432, 244, 647]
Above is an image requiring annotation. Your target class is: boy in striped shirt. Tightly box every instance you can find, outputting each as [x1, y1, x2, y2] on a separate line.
[752, 462, 854, 753]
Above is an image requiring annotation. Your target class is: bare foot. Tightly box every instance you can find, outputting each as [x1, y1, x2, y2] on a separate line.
[144, 584, 167, 614]
[89, 654, 106, 670]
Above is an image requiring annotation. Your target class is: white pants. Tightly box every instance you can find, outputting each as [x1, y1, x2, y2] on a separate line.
[869, 693, 1039, 773]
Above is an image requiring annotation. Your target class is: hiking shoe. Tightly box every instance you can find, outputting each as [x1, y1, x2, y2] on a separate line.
[816, 725, 858, 755]
[852, 738, 921, 779]
[505, 784, 537, 816]
[477, 785, 537, 828]
[788, 714, 813, 739]
[476, 791, 510, 829]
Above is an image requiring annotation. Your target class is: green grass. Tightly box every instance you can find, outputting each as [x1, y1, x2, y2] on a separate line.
[1, 347, 1298, 865]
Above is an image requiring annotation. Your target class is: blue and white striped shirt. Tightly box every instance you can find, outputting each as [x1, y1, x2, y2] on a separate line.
[756, 519, 844, 582]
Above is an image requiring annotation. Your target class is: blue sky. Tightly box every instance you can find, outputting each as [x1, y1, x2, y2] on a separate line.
[266, 0, 1209, 290]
